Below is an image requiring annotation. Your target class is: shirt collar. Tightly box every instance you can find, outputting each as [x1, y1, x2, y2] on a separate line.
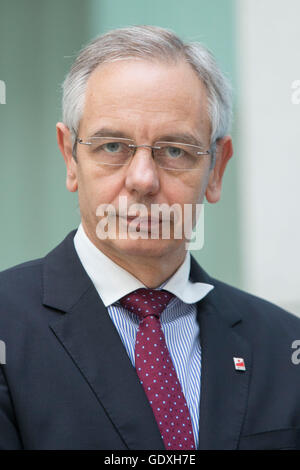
[73, 223, 214, 307]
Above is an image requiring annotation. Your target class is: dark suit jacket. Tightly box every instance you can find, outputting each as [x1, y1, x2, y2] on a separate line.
[1, 229, 300, 450]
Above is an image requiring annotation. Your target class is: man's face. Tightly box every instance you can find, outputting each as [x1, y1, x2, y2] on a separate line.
[58, 59, 232, 264]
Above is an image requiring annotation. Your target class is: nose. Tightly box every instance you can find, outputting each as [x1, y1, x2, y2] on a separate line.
[124, 146, 160, 197]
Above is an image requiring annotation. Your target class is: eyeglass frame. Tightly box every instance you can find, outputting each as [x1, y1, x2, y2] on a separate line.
[73, 135, 217, 170]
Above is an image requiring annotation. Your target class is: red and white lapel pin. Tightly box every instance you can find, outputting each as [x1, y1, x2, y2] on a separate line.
[233, 357, 246, 371]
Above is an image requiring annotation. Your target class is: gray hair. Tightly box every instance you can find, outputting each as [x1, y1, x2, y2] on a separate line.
[62, 25, 232, 167]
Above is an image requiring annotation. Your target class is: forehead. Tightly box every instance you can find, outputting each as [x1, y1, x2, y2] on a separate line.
[81, 59, 210, 139]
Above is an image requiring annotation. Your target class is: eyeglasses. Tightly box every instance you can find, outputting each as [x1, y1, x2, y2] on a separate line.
[75, 136, 211, 171]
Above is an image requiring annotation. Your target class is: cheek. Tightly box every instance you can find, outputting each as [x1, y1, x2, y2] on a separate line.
[163, 171, 207, 206]
[77, 164, 124, 209]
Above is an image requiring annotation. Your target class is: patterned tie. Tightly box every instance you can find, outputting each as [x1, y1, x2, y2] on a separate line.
[119, 288, 196, 450]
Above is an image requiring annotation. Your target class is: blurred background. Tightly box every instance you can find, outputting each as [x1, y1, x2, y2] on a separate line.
[0, 0, 299, 316]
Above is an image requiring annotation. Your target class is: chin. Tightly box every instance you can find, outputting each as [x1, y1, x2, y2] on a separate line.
[105, 237, 185, 259]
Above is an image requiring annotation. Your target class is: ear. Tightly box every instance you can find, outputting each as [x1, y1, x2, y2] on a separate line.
[56, 122, 78, 192]
[205, 136, 233, 203]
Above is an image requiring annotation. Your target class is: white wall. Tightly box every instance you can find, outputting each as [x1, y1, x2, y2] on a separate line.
[237, 0, 300, 316]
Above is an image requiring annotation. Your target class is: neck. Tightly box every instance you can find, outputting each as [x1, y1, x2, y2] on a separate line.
[82, 223, 187, 288]
[101, 248, 186, 288]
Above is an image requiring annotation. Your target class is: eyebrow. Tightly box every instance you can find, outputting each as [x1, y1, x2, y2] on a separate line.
[90, 128, 130, 139]
[155, 133, 205, 148]
[89, 129, 205, 147]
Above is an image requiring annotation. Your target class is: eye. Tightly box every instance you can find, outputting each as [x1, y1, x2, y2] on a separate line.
[165, 146, 184, 159]
[103, 142, 123, 153]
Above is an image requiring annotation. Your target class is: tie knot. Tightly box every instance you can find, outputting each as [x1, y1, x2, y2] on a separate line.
[119, 288, 174, 319]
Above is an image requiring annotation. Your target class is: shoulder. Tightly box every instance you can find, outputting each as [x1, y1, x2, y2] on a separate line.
[190, 255, 300, 336]
[0, 258, 44, 297]
[215, 275, 298, 317]
[210, 275, 300, 341]
[0, 229, 75, 325]
[0, 229, 77, 303]
[0, 258, 45, 328]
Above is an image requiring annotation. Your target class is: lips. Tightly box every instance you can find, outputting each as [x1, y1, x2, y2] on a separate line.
[117, 214, 166, 233]
[126, 216, 161, 224]
[122, 215, 161, 228]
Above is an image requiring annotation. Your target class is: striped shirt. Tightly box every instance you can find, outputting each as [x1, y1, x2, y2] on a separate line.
[73, 223, 214, 448]
[108, 297, 202, 447]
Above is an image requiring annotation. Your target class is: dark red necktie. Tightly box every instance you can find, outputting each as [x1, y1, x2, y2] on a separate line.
[120, 288, 195, 450]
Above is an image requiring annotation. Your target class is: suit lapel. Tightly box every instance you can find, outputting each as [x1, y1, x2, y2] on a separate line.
[190, 257, 252, 450]
[197, 301, 251, 449]
[44, 230, 164, 450]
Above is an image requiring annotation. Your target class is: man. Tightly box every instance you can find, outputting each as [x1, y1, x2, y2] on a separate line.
[1, 25, 300, 450]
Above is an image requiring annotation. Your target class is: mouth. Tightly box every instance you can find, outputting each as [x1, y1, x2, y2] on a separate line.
[119, 215, 163, 231]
